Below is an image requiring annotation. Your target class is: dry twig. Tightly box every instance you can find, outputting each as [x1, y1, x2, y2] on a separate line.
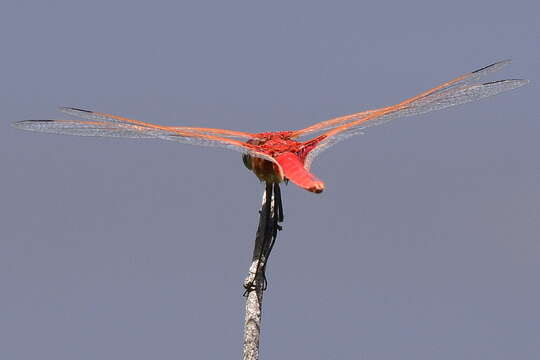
[242, 182, 283, 360]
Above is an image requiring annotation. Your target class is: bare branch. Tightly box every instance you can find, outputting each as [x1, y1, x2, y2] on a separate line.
[242, 182, 283, 360]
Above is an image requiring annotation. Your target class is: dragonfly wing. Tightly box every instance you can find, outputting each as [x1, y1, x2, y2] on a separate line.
[155, 130, 279, 165]
[54, 108, 280, 162]
[59, 107, 256, 139]
[292, 109, 377, 138]
[303, 61, 528, 168]
[169, 127, 255, 139]
[294, 59, 517, 138]
[13, 118, 278, 165]
[13, 119, 162, 138]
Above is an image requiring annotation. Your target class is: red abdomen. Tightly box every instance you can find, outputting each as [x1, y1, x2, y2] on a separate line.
[275, 152, 324, 193]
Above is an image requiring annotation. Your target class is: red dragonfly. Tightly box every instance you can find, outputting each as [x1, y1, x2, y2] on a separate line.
[14, 60, 527, 193]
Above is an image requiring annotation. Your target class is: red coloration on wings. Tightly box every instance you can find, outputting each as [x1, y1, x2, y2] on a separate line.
[13, 107, 279, 166]
[12, 60, 528, 193]
[275, 152, 325, 193]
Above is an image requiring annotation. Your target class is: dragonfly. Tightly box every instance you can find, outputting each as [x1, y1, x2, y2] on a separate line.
[13, 60, 528, 193]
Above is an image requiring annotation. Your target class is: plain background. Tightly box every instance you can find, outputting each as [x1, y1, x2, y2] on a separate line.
[1, 1, 538, 359]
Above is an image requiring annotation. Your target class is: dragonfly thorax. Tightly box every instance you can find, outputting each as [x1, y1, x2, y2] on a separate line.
[242, 135, 304, 184]
[242, 154, 283, 183]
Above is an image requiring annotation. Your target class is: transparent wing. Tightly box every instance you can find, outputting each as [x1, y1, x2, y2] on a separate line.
[59, 107, 256, 139]
[294, 59, 517, 138]
[13, 119, 164, 138]
[13, 113, 278, 165]
[303, 61, 528, 168]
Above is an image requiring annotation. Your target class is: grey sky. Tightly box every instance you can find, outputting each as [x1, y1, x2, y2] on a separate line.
[1, 0, 539, 359]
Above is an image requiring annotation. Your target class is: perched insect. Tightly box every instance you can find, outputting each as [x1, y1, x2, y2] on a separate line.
[13, 60, 528, 193]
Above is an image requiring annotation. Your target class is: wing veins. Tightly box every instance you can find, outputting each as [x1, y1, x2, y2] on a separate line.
[292, 59, 514, 138]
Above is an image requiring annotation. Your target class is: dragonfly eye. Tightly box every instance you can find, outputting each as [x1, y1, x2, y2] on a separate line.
[242, 154, 252, 170]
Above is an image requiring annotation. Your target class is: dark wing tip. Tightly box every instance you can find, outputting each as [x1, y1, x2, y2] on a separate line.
[472, 59, 512, 74]
[12, 119, 54, 129]
[59, 106, 93, 113]
[482, 79, 530, 88]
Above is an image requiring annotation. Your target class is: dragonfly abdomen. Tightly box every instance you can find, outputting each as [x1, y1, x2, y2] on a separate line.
[274, 152, 324, 193]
